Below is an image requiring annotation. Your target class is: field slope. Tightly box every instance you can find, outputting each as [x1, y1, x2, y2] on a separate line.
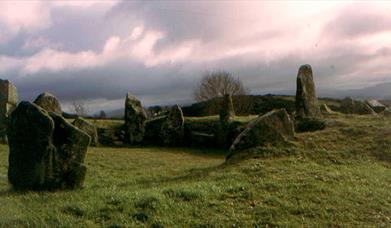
[0, 115, 390, 227]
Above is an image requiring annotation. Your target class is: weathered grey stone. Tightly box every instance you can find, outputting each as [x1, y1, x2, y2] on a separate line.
[33, 92, 62, 114]
[384, 108, 391, 117]
[73, 117, 99, 146]
[365, 99, 386, 113]
[219, 94, 235, 123]
[295, 64, 321, 119]
[159, 105, 184, 145]
[124, 93, 147, 144]
[320, 104, 334, 114]
[0, 79, 18, 143]
[228, 109, 295, 157]
[340, 97, 376, 115]
[7, 102, 90, 190]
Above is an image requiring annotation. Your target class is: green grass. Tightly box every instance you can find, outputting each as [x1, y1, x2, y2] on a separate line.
[0, 115, 390, 227]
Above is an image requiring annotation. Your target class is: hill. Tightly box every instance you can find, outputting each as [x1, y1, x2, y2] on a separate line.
[0, 114, 390, 226]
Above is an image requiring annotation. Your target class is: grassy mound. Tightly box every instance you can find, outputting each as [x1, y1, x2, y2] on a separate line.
[0, 115, 390, 226]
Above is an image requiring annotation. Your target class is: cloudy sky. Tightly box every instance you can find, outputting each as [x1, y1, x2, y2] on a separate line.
[1, 1, 391, 113]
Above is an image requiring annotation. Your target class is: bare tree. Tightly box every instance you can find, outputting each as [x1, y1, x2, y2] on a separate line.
[72, 100, 90, 117]
[194, 71, 249, 102]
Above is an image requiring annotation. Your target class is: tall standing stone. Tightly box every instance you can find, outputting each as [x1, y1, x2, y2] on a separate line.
[295, 64, 321, 119]
[7, 102, 90, 190]
[33, 92, 62, 115]
[0, 79, 18, 143]
[219, 94, 235, 123]
[124, 93, 147, 144]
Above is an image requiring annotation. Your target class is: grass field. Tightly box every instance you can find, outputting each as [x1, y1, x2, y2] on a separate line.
[0, 114, 390, 227]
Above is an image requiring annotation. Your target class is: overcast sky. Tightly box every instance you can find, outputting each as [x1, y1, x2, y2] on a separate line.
[1, 1, 391, 112]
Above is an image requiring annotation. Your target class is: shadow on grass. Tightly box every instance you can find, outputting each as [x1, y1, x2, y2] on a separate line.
[118, 163, 227, 189]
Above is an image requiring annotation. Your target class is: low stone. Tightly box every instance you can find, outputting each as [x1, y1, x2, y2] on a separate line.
[33, 92, 62, 114]
[124, 93, 147, 144]
[159, 105, 184, 146]
[384, 108, 391, 117]
[7, 102, 90, 190]
[295, 118, 326, 133]
[0, 79, 18, 143]
[320, 104, 334, 114]
[73, 117, 99, 146]
[365, 99, 386, 113]
[295, 64, 322, 119]
[228, 109, 295, 158]
[340, 97, 376, 115]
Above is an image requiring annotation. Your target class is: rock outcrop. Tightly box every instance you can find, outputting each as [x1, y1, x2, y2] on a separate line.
[0, 79, 18, 143]
[33, 92, 62, 114]
[340, 97, 376, 115]
[295, 64, 321, 119]
[228, 109, 295, 158]
[124, 93, 147, 144]
[7, 102, 90, 190]
[365, 99, 386, 113]
[73, 117, 99, 146]
[159, 105, 185, 145]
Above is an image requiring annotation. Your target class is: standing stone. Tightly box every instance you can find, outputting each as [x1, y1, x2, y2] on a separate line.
[295, 64, 321, 119]
[124, 93, 147, 144]
[33, 92, 62, 114]
[73, 117, 99, 146]
[159, 105, 185, 145]
[340, 97, 376, 115]
[0, 79, 18, 143]
[219, 94, 235, 123]
[7, 102, 90, 190]
[227, 109, 295, 159]
[365, 99, 386, 113]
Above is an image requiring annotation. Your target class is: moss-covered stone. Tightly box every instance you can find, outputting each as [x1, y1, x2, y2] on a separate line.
[7, 102, 90, 190]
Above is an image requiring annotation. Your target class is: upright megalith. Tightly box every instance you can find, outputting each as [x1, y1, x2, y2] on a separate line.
[0, 79, 18, 143]
[7, 102, 90, 190]
[295, 64, 321, 119]
[33, 92, 62, 114]
[227, 109, 295, 159]
[73, 117, 99, 146]
[159, 105, 185, 145]
[124, 93, 147, 144]
[219, 94, 235, 123]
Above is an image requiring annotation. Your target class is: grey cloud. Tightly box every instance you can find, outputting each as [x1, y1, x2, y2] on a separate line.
[323, 5, 391, 40]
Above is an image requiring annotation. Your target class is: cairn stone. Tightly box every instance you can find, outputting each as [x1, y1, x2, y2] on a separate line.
[295, 64, 321, 119]
[159, 105, 185, 145]
[365, 99, 386, 113]
[228, 109, 295, 158]
[7, 102, 90, 190]
[73, 117, 99, 146]
[340, 97, 376, 115]
[124, 93, 147, 144]
[219, 94, 235, 123]
[0, 79, 18, 143]
[33, 92, 62, 114]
